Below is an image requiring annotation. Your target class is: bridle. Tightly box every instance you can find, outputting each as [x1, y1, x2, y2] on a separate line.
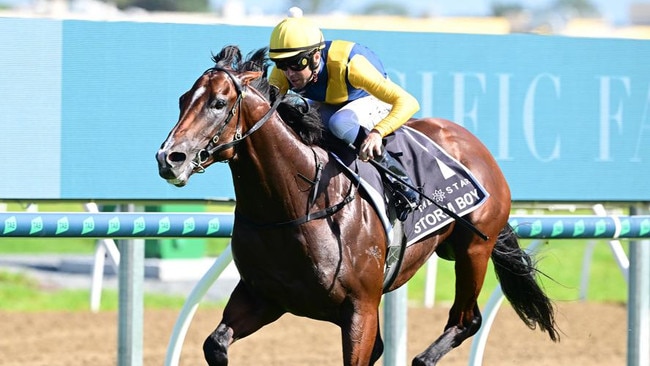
[192, 66, 283, 172]
[192, 68, 357, 232]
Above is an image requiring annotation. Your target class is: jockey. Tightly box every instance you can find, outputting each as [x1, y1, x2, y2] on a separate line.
[268, 8, 422, 221]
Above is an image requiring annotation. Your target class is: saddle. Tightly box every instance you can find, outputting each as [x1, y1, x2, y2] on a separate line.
[328, 126, 490, 289]
[332, 126, 489, 242]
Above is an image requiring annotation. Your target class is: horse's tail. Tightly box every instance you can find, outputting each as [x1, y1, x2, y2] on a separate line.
[491, 224, 560, 342]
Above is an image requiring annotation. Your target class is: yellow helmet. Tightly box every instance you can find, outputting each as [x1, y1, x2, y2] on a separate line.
[269, 17, 325, 60]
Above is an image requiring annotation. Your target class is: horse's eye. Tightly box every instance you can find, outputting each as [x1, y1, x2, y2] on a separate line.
[210, 98, 227, 109]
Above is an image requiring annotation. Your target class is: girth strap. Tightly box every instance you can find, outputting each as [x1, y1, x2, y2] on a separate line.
[233, 149, 357, 229]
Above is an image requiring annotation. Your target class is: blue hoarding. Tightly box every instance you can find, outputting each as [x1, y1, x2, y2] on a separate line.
[1, 18, 649, 201]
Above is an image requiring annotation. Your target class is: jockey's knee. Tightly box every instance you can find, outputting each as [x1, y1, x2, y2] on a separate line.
[329, 109, 360, 144]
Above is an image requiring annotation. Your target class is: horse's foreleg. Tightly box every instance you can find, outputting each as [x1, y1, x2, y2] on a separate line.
[203, 280, 283, 366]
[340, 301, 381, 366]
[412, 240, 492, 365]
[370, 310, 384, 365]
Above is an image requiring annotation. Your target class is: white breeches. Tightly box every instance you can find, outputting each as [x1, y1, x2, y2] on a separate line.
[314, 95, 391, 144]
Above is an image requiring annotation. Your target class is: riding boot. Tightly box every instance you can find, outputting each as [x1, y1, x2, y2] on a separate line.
[374, 150, 421, 221]
[352, 127, 421, 221]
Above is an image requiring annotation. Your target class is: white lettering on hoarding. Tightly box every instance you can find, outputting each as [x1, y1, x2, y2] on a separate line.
[418, 71, 436, 118]
[523, 73, 561, 162]
[453, 72, 486, 132]
[597, 76, 630, 162]
[403, 69, 649, 165]
[497, 73, 513, 161]
[631, 84, 650, 162]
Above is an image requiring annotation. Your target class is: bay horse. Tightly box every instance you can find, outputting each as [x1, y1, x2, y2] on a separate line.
[156, 45, 559, 365]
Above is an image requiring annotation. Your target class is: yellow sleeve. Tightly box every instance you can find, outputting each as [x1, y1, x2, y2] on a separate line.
[268, 66, 290, 94]
[347, 55, 420, 137]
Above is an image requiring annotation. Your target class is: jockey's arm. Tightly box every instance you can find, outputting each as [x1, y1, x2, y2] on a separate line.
[347, 55, 420, 138]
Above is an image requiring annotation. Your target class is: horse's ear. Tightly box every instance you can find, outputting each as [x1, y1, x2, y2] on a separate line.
[240, 71, 263, 86]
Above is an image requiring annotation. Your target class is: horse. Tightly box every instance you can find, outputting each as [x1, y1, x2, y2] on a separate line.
[156, 45, 559, 365]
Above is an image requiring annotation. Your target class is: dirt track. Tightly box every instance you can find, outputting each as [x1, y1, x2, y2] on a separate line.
[0, 302, 628, 365]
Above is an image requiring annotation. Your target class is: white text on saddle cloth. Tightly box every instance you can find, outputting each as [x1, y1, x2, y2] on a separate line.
[405, 174, 488, 245]
[413, 189, 482, 235]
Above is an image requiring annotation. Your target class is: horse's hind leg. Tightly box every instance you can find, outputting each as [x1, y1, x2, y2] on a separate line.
[203, 281, 283, 366]
[413, 237, 494, 365]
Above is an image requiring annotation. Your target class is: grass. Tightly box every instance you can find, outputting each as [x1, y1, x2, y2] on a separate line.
[0, 202, 630, 311]
[0, 271, 224, 311]
[0, 201, 233, 311]
[405, 238, 629, 307]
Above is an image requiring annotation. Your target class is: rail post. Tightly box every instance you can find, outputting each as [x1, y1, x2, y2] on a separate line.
[117, 204, 144, 366]
[628, 205, 650, 366]
[383, 285, 408, 366]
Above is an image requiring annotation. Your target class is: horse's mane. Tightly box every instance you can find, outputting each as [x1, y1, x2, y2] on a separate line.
[211, 45, 324, 146]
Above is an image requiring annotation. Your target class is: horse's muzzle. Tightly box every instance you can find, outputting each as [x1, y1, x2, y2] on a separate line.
[156, 149, 185, 182]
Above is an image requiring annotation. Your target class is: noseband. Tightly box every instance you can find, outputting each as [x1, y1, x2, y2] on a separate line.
[192, 66, 283, 172]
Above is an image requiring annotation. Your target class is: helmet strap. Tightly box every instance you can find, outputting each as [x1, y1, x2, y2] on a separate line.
[308, 50, 320, 83]
[290, 50, 320, 93]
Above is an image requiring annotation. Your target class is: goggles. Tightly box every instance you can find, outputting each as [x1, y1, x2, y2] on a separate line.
[274, 53, 311, 72]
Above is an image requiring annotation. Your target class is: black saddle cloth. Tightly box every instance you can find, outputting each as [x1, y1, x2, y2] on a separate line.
[330, 126, 489, 246]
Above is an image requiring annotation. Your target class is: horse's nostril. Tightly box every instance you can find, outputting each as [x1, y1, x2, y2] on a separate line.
[169, 152, 187, 163]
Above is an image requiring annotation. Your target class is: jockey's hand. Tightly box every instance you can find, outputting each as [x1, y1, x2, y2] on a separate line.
[359, 129, 383, 162]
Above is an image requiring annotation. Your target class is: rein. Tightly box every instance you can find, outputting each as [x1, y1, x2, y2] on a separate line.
[234, 148, 357, 229]
[193, 66, 284, 171]
[195, 67, 356, 228]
